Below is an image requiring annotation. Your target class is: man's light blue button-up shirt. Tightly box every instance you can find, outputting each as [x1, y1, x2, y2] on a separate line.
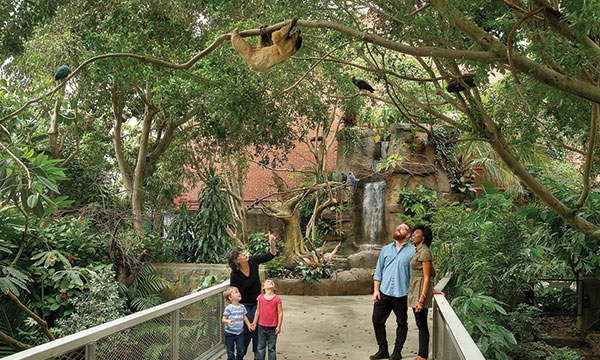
[373, 241, 416, 298]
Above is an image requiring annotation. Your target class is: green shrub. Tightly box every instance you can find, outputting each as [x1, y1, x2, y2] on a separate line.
[52, 269, 127, 337]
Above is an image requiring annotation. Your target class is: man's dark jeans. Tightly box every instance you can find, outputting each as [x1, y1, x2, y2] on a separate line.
[372, 293, 408, 354]
[224, 332, 245, 360]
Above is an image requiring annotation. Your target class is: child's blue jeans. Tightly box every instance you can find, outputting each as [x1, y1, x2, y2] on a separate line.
[224, 332, 245, 360]
[256, 325, 277, 360]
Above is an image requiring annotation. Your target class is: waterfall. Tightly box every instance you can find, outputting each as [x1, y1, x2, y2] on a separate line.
[381, 141, 390, 159]
[361, 181, 386, 247]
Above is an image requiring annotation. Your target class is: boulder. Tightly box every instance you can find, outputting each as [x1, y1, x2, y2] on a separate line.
[331, 268, 373, 295]
[347, 251, 380, 269]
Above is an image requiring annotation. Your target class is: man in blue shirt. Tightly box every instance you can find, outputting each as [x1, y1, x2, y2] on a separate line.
[370, 223, 416, 360]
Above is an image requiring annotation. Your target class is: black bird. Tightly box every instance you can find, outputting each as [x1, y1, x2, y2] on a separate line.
[446, 73, 476, 93]
[54, 64, 71, 81]
[351, 75, 375, 93]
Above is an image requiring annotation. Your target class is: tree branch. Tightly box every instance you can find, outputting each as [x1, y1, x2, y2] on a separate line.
[576, 102, 598, 208]
[7, 291, 55, 341]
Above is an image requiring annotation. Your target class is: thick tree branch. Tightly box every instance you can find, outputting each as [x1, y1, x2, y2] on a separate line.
[0, 330, 31, 351]
[148, 106, 200, 159]
[429, 0, 600, 103]
[576, 103, 598, 208]
[7, 291, 55, 341]
[111, 84, 132, 195]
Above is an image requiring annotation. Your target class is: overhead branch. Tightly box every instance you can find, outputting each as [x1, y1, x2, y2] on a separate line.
[576, 102, 598, 208]
[429, 0, 600, 103]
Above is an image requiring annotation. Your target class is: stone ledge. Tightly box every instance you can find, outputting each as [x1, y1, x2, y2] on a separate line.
[274, 268, 373, 296]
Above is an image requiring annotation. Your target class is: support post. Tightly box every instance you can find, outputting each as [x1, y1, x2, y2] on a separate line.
[171, 310, 180, 360]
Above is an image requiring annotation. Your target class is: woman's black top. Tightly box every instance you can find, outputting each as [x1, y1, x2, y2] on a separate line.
[230, 252, 276, 305]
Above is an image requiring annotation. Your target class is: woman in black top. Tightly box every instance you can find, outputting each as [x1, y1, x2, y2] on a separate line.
[227, 232, 277, 358]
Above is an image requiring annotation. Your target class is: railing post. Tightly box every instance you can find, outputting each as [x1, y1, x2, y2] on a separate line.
[85, 342, 96, 360]
[171, 310, 180, 360]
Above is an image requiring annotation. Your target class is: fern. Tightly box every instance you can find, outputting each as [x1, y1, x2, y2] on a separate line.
[122, 263, 168, 312]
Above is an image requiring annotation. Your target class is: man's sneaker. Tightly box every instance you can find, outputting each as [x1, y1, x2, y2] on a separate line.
[369, 350, 390, 360]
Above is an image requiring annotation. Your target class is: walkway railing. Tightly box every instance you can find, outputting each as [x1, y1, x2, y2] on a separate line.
[431, 276, 485, 360]
[4, 281, 229, 360]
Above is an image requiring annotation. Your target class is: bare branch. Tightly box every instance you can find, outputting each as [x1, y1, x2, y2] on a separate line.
[576, 102, 598, 208]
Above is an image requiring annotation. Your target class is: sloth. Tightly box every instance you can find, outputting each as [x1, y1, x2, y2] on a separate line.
[231, 18, 302, 72]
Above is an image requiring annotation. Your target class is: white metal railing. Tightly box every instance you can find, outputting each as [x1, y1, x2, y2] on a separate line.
[432, 276, 485, 360]
[4, 281, 230, 360]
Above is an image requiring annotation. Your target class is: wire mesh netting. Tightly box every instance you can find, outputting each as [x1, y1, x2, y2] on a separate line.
[39, 289, 226, 360]
[178, 296, 225, 360]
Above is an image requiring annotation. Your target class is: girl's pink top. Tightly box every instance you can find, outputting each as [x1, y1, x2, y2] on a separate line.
[256, 294, 282, 327]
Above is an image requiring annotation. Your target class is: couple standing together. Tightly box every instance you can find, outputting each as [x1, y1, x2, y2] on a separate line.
[371, 223, 438, 360]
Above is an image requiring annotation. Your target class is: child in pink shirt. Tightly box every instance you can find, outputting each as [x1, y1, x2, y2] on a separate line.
[251, 279, 283, 360]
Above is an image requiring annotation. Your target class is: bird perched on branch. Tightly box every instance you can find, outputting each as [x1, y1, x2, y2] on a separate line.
[341, 172, 347, 183]
[54, 64, 71, 81]
[351, 75, 375, 93]
[271, 159, 276, 169]
[348, 171, 356, 195]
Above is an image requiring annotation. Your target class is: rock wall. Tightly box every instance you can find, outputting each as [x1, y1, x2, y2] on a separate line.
[335, 123, 451, 253]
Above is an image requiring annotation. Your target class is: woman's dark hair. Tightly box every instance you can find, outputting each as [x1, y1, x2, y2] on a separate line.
[227, 247, 244, 270]
[412, 225, 433, 247]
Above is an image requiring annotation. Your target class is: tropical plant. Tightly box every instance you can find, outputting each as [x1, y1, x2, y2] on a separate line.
[189, 168, 233, 264]
[52, 269, 127, 338]
[452, 288, 517, 360]
[118, 263, 168, 312]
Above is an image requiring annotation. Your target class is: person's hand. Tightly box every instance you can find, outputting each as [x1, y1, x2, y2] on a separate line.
[415, 302, 423, 312]
[433, 290, 445, 297]
[372, 289, 380, 303]
[250, 323, 256, 331]
[268, 231, 277, 253]
[227, 319, 234, 325]
[275, 326, 281, 335]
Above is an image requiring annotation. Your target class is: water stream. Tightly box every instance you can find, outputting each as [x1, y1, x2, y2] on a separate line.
[361, 181, 386, 247]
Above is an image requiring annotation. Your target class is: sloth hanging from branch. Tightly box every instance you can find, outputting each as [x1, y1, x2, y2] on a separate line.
[231, 18, 302, 72]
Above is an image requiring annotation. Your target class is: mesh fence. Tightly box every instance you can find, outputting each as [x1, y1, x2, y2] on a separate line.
[178, 296, 225, 360]
[32, 286, 226, 360]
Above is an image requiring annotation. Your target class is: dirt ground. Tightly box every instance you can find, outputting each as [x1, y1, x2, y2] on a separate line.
[217, 295, 429, 360]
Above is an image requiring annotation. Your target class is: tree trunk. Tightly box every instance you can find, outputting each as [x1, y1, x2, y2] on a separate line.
[281, 211, 306, 259]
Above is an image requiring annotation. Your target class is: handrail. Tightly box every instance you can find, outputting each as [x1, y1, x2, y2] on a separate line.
[432, 274, 486, 360]
[4, 281, 230, 360]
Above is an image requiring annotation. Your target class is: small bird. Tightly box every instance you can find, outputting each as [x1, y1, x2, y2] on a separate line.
[258, 156, 269, 166]
[351, 75, 375, 93]
[348, 171, 356, 195]
[341, 172, 347, 183]
[271, 159, 276, 169]
[54, 64, 71, 81]
[291, 164, 296, 171]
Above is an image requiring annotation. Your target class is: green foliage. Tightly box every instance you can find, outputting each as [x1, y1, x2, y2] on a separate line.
[452, 288, 517, 360]
[52, 269, 127, 337]
[337, 127, 363, 154]
[292, 263, 331, 283]
[169, 168, 233, 264]
[546, 348, 583, 360]
[534, 286, 577, 314]
[118, 263, 167, 312]
[192, 275, 220, 293]
[247, 232, 284, 256]
[375, 154, 403, 172]
[396, 185, 437, 226]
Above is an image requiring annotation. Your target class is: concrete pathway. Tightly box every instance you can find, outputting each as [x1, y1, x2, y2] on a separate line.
[218, 295, 431, 360]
